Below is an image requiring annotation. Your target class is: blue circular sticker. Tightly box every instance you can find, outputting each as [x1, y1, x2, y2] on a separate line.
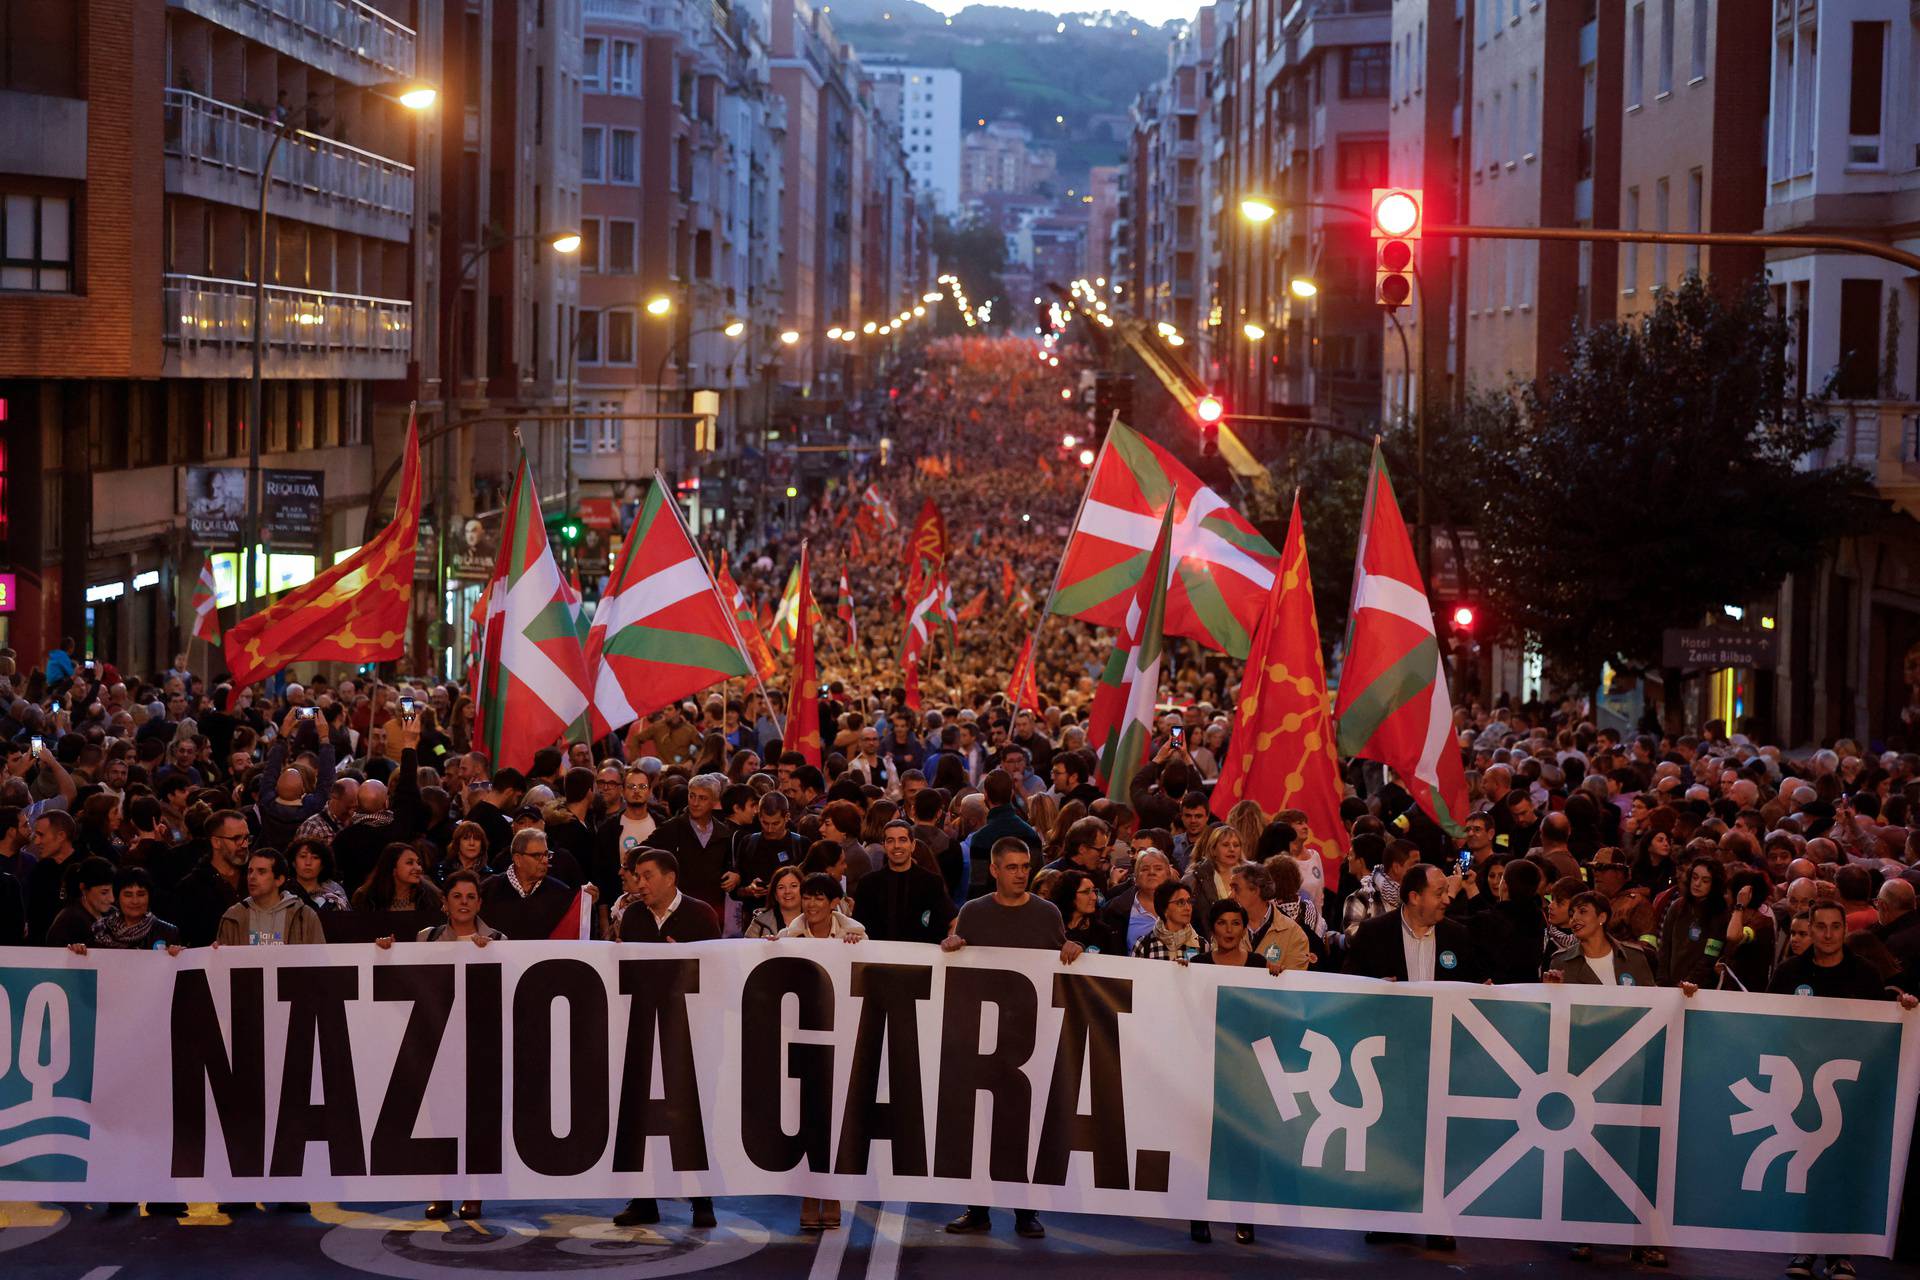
[1620, 974, 1635, 986]
[1439, 950, 1458, 971]
[1688, 924, 1701, 941]
[1794, 983, 1813, 997]
[919, 910, 931, 927]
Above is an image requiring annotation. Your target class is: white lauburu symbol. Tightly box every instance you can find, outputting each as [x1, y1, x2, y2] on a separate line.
[1728, 1054, 1859, 1193]
[1252, 1029, 1387, 1172]
[0, 981, 89, 1170]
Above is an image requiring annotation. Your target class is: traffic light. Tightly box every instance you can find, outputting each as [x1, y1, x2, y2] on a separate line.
[553, 514, 584, 545]
[1194, 394, 1223, 459]
[1371, 187, 1422, 310]
[1451, 604, 1476, 630]
[691, 389, 720, 452]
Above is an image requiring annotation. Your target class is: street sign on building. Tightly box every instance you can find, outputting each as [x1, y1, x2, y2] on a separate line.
[1662, 628, 1778, 670]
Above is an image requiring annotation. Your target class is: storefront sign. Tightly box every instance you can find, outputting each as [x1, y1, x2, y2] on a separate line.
[0, 573, 17, 612]
[263, 469, 325, 551]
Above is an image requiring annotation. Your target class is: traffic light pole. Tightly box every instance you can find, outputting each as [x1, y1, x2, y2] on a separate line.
[1424, 223, 1920, 273]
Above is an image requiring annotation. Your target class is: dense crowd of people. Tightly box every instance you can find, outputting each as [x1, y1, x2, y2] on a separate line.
[3, 338, 1917, 1275]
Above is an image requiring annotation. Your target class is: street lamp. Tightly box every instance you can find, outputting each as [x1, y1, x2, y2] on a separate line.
[827, 326, 844, 341]
[779, 329, 800, 345]
[1239, 196, 1278, 223]
[1243, 322, 1267, 341]
[645, 294, 673, 316]
[1289, 277, 1320, 299]
[244, 85, 433, 616]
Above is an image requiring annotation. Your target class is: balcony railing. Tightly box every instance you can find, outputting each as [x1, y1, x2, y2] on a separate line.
[164, 88, 414, 227]
[170, 0, 415, 82]
[164, 273, 412, 363]
[1805, 399, 1920, 516]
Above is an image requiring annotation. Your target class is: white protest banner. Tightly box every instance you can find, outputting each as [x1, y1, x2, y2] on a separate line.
[0, 941, 1914, 1255]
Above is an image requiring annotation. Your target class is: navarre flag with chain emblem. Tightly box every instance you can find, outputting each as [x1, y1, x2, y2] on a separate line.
[190, 551, 221, 646]
[223, 410, 420, 690]
[476, 448, 592, 772]
[587, 479, 752, 738]
[1006, 633, 1040, 713]
[716, 555, 779, 686]
[1212, 497, 1350, 879]
[787, 542, 822, 766]
[1099, 505, 1175, 801]
[1052, 422, 1280, 658]
[903, 499, 948, 602]
[1334, 446, 1469, 835]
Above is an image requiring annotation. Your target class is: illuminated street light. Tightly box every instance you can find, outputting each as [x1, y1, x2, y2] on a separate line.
[1243, 322, 1267, 341]
[1239, 196, 1278, 223]
[1289, 277, 1320, 299]
[645, 295, 673, 316]
[1078, 447, 1096, 466]
[1062, 434, 1077, 448]
[549, 230, 584, 255]
[722, 317, 746, 338]
[779, 329, 800, 344]
[827, 326, 844, 340]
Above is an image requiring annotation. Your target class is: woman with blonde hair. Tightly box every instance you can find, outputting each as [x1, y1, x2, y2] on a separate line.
[1026, 792, 1060, 845]
[1185, 823, 1248, 924]
[1224, 800, 1265, 865]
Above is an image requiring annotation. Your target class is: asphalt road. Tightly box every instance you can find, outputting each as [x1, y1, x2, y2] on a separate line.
[0, 1198, 1899, 1279]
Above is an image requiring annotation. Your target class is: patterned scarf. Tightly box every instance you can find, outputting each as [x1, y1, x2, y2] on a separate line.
[94, 907, 159, 949]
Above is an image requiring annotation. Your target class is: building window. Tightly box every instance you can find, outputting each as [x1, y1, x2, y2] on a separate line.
[1690, 0, 1708, 80]
[1622, 186, 1640, 292]
[577, 309, 601, 364]
[582, 36, 604, 92]
[1658, 0, 1674, 94]
[1, 193, 70, 292]
[579, 217, 601, 273]
[610, 40, 638, 95]
[1835, 279, 1882, 398]
[570, 410, 620, 455]
[606, 219, 637, 274]
[1653, 177, 1670, 288]
[1685, 167, 1702, 275]
[1343, 45, 1389, 99]
[1525, 71, 1539, 158]
[610, 129, 639, 184]
[1335, 139, 1389, 189]
[1628, 3, 1645, 107]
[581, 126, 605, 182]
[1847, 21, 1886, 166]
[604, 309, 636, 365]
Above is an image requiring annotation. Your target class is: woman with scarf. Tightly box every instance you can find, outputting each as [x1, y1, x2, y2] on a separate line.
[73, 866, 182, 954]
[1132, 878, 1206, 961]
[745, 865, 808, 938]
[288, 836, 350, 912]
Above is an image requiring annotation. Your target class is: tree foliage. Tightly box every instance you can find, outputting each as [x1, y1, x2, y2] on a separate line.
[1467, 276, 1877, 676]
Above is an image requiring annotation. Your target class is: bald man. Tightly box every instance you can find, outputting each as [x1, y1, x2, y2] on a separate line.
[254, 708, 337, 850]
[331, 778, 399, 898]
[1875, 878, 1920, 974]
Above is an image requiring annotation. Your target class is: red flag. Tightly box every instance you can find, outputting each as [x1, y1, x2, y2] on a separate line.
[1007, 634, 1040, 712]
[1212, 498, 1350, 882]
[225, 410, 420, 689]
[956, 586, 988, 622]
[549, 887, 593, 940]
[1000, 560, 1017, 601]
[788, 542, 822, 766]
[902, 499, 948, 600]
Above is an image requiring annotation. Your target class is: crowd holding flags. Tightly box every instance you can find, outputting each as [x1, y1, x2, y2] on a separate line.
[194, 374, 1467, 832]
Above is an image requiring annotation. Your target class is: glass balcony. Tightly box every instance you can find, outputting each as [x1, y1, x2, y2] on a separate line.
[169, 0, 415, 84]
[164, 273, 412, 377]
[164, 88, 414, 240]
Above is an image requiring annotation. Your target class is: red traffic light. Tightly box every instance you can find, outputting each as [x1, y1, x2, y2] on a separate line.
[1371, 188, 1422, 238]
[1452, 604, 1476, 629]
[1195, 395, 1224, 424]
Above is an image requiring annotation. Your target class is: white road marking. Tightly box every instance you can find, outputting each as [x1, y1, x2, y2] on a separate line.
[806, 1202, 854, 1280]
[866, 1202, 907, 1280]
[78, 1268, 121, 1280]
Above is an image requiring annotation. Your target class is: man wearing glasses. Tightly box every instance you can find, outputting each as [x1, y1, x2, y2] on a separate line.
[174, 810, 253, 947]
[480, 828, 593, 939]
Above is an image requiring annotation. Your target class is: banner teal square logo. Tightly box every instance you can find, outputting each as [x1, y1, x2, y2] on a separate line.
[0, 968, 97, 1182]
[1674, 1010, 1900, 1235]
[1436, 998, 1667, 1227]
[1209, 987, 1431, 1211]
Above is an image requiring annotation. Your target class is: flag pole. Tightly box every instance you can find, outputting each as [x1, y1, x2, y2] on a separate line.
[1009, 421, 1115, 711]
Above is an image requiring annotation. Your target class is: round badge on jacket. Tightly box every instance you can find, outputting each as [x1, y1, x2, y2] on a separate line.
[1439, 950, 1458, 971]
